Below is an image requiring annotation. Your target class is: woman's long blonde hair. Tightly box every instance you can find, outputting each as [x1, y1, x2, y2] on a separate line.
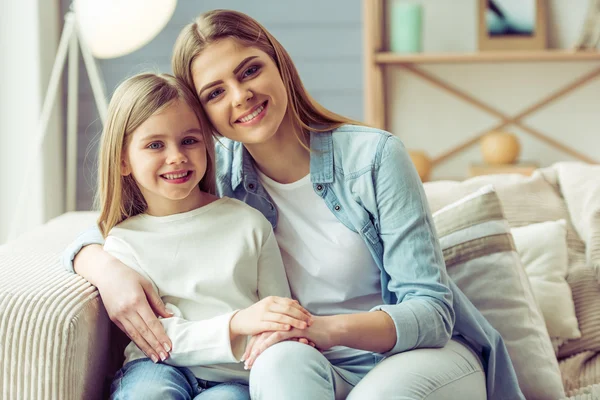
[172, 9, 361, 145]
[96, 73, 215, 237]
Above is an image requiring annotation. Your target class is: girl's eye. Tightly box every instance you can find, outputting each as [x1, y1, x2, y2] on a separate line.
[208, 88, 224, 100]
[182, 138, 198, 145]
[243, 65, 259, 78]
[147, 142, 163, 150]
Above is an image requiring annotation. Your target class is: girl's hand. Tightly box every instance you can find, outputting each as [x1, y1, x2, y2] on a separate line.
[242, 316, 336, 369]
[230, 297, 312, 337]
[96, 258, 173, 363]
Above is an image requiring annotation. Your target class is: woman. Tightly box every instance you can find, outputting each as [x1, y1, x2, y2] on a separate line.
[64, 9, 523, 400]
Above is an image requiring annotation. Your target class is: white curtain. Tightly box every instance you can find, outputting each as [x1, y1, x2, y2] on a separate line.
[0, 0, 64, 244]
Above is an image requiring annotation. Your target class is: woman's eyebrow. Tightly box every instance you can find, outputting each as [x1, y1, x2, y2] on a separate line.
[198, 56, 260, 96]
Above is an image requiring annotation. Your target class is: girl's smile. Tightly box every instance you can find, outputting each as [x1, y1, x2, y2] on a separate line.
[160, 169, 194, 184]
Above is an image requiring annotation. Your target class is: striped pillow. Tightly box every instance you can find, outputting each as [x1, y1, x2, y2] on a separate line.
[433, 185, 565, 400]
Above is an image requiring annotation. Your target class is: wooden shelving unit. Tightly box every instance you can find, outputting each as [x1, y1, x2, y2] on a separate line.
[375, 50, 600, 65]
[363, 0, 600, 170]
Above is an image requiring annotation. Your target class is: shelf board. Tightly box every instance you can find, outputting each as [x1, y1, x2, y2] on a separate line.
[375, 50, 600, 64]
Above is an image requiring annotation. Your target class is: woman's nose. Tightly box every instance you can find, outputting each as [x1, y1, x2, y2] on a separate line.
[232, 85, 254, 107]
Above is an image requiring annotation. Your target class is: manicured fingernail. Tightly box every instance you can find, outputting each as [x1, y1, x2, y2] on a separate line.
[151, 354, 159, 363]
[163, 343, 171, 352]
[159, 352, 167, 361]
[244, 364, 249, 370]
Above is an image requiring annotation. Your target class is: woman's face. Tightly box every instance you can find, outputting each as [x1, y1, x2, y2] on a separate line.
[191, 38, 289, 146]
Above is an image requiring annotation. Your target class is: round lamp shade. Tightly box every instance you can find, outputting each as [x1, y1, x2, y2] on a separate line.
[74, 0, 177, 59]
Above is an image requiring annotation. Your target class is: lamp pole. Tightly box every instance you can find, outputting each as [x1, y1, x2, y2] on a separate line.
[7, 9, 108, 241]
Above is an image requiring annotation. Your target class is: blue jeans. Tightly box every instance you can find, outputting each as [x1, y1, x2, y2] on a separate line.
[110, 358, 250, 400]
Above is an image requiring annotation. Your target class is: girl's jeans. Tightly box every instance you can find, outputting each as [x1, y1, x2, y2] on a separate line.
[109, 358, 250, 400]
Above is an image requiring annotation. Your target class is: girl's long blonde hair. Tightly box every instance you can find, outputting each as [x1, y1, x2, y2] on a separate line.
[171, 9, 361, 145]
[96, 73, 215, 237]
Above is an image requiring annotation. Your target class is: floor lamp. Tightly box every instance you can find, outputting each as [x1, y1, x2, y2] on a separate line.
[7, 0, 176, 241]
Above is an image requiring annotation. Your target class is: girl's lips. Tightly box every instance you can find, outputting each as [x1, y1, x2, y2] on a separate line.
[160, 170, 193, 184]
[235, 101, 268, 125]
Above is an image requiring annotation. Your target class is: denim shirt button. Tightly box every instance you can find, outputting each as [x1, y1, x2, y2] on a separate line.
[316, 184, 323, 191]
[334, 205, 341, 211]
[248, 183, 255, 190]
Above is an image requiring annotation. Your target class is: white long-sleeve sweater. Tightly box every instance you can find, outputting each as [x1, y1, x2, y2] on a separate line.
[104, 197, 291, 383]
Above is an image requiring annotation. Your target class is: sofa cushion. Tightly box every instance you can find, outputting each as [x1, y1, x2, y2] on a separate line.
[559, 266, 600, 359]
[432, 185, 565, 400]
[424, 170, 588, 273]
[511, 220, 581, 340]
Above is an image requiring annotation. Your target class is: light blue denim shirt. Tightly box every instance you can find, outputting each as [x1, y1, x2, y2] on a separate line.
[63, 124, 523, 400]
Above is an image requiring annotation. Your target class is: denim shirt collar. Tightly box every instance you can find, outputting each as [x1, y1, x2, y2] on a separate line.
[230, 129, 335, 190]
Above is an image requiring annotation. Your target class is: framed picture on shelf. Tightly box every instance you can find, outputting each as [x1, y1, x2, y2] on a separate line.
[478, 0, 547, 51]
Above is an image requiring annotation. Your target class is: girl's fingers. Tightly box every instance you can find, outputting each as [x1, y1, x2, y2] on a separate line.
[128, 312, 169, 361]
[138, 304, 173, 355]
[120, 319, 160, 363]
[272, 297, 312, 319]
[261, 321, 291, 332]
[267, 303, 312, 326]
[263, 312, 307, 330]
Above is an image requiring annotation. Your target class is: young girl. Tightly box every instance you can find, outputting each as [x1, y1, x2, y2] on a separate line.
[65, 10, 525, 400]
[96, 73, 312, 400]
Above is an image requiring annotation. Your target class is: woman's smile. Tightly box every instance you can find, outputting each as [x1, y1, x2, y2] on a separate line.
[235, 101, 268, 125]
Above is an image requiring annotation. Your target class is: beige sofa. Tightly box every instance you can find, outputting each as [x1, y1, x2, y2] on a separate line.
[1, 162, 599, 400]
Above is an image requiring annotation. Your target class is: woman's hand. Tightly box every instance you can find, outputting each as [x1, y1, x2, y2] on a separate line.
[230, 297, 313, 338]
[242, 315, 337, 369]
[94, 257, 174, 363]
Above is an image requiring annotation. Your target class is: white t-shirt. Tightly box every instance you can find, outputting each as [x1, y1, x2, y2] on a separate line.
[104, 197, 290, 383]
[257, 171, 383, 359]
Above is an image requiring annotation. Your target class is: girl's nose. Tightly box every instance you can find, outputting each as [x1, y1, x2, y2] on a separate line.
[167, 149, 187, 164]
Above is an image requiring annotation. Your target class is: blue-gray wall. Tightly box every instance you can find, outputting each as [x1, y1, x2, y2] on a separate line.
[60, 0, 363, 210]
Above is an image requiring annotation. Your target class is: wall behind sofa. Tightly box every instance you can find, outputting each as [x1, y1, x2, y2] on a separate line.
[62, 0, 597, 210]
[59, 0, 362, 210]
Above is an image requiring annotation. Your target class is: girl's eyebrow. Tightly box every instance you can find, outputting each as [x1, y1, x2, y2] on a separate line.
[139, 129, 203, 141]
[198, 56, 259, 96]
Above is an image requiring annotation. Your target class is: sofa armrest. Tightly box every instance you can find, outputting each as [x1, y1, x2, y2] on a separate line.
[0, 212, 111, 400]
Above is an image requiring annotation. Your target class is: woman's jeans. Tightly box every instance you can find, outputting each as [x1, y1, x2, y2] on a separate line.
[249, 339, 487, 400]
[109, 358, 250, 400]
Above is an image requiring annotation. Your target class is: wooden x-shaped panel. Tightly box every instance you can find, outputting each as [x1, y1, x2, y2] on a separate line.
[398, 63, 600, 167]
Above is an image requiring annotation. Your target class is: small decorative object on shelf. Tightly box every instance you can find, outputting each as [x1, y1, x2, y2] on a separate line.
[478, 0, 547, 51]
[480, 130, 521, 165]
[574, 0, 600, 50]
[389, 1, 423, 53]
[469, 162, 538, 177]
[408, 150, 432, 182]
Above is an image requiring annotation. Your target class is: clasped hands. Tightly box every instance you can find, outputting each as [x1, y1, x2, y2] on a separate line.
[229, 296, 336, 369]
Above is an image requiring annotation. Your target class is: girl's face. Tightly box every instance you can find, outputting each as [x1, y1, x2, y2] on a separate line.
[191, 38, 289, 146]
[122, 99, 207, 216]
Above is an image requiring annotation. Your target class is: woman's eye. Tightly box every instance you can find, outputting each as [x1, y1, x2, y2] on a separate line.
[243, 65, 259, 78]
[182, 138, 198, 145]
[208, 88, 224, 100]
[147, 142, 163, 150]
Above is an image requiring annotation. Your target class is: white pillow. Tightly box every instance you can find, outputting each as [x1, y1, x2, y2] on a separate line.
[433, 185, 565, 400]
[511, 220, 581, 340]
